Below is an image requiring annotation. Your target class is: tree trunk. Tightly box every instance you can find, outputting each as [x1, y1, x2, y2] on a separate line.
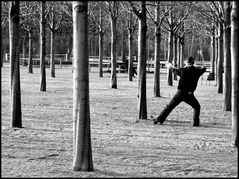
[153, 3, 160, 97]
[167, 30, 173, 86]
[173, 35, 178, 80]
[154, 28, 161, 97]
[128, 29, 133, 81]
[22, 34, 27, 59]
[28, 30, 33, 73]
[9, 1, 22, 128]
[40, 1, 46, 91]
[98, 7, 104, 77]
[50, 30, 55, 78]
[210, 26, 215, 79]
[231, 1, 238, 147]
[215, 28, 218, 85]
[67, 34, 73, 61]
[110, 16, 117, 89]
[189, 34, 194, 56]
[179, 35, 184, 68]
[99, 32, 104, 77]
[137, 1, 147, 119]
[1, 12, 4, 68]
[72, 1, 94, 171]
[128, 10, 133, 81]
[177, 36, 181, 68]
[223, 1, 231, 111]
[217, 22, 223, 93]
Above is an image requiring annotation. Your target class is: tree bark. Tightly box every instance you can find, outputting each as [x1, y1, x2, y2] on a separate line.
[231, 1, 238, 147]
[128, 10, 134, 81]
[110, 15, 117, 89]
[50, 30, 56, 78]
[99, 32, 104, 77]
[28, 30, 33, 73]
[154, 29, 161, 97]
[210, 25, 215, 79]
[137, 1, 147, 119]
[9, 1, 22, 128]
[153, 3, 161, 97]
[40, 1, 46, 91]
[72, 1, 94, 171]
[167, 29, 174, 86]
[67, 34, 73, 61]
[98, 7, 104, 77]
[217, 22, 223, 93]
[223, 1, 231, 111]
[173, 35, 178, 80]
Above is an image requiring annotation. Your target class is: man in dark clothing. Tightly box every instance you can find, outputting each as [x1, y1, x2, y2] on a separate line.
[152, 56, 206, 126]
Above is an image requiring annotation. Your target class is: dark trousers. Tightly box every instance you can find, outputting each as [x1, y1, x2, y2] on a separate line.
[157, 90, 201, 124]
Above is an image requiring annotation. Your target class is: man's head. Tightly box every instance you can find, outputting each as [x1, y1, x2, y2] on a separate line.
[187, 56, 195, 65]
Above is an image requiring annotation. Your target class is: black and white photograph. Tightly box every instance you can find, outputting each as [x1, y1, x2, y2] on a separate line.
[1, 1, 238, 178]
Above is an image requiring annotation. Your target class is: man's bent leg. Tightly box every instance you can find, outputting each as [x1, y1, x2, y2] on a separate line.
[155, 91, 183, 124]
[184, 94, 201, 126]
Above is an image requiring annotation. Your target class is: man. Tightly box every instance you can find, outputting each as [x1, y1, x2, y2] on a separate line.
[152, 56, 206, 126]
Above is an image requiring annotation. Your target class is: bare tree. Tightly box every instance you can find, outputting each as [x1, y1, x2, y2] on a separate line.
[88, 2, 109, 77]
[40, 1, 46, 91]
[72, 1, 94, 171]
[162, 2, 192, 86]
[223, 1, 231, 111]
[45, 2, 64, 78]
[105, 1, 119, 89]
[130, 1, 147, 119]
[20, 1, 38, 74]
[120, 2, 138, 81]
[231, 1, 238, 147]
[9, 1, 22, 128]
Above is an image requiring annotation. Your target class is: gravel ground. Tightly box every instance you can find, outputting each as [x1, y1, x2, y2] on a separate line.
[1, 63, 238, 178]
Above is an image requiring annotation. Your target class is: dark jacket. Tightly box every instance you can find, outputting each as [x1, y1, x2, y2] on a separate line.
[172, 66, 206, 92]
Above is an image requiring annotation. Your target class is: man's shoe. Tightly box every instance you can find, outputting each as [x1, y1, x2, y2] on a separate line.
[151, 115, 158, 124]
[151, 115, 163, 125]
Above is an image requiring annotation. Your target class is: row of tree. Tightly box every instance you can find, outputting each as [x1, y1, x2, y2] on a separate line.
[1, 1, 238, 171]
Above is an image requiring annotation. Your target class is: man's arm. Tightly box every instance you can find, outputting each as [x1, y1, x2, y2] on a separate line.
[166, 63, 182, 76]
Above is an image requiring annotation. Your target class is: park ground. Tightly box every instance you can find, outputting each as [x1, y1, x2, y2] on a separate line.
[1, 63, 238, 178]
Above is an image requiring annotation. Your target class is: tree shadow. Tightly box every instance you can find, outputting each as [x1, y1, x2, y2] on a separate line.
[94, 169, 136, 178]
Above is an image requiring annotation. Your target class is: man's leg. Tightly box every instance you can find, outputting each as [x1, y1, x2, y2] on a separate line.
[154, 91, 183, 124]
[183, 94, 201, 126]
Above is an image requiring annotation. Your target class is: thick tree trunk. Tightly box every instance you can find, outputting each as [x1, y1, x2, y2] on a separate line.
[9, 1, 22, 128]
[110, 17, 117, 89]
[50, 30, 55, 78]
[137, 1, 147, 119]
[40, 1, 46, 91]
[231, 1, 238, 147]
[217, 22, 223, 93]
[28, 31, 33, 73]
[223, 1, 231, 111]
[72, 1, 94, 171]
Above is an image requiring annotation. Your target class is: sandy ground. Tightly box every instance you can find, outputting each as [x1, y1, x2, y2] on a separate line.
[1, 63, 238, 178]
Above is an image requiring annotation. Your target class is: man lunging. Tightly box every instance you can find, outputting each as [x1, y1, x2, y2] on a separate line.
[152, 56, 206, 126]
